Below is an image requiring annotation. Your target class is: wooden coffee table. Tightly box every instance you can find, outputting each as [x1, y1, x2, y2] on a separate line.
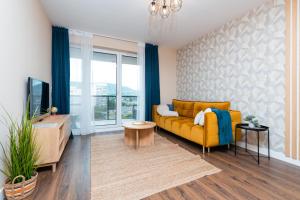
[123, 121, 156, 149]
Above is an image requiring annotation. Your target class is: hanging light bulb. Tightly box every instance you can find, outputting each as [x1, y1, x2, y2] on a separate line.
[148, 0, 182, 19]
[159, 0, 170, 19]
[170, 0, 182, 12]
[149, 0, 159, 16]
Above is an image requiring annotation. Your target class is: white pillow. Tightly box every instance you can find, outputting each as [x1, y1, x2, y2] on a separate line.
[194, 111, 204, 125]
[199, 108, 212, 126]
[157, 105, 169, 114]
[205, 108, 212, 113]
[161, 111, 179, 117]
[157, 105, 179, 117]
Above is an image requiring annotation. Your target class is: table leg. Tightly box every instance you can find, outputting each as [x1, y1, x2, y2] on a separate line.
[52, 163, 56, 173]
[235, 127, 237, 156]
[268, 128, 270, 160]
[245, 129, 248, 152]
[136, 130, 139, 149]
[257, 131, 260, 165]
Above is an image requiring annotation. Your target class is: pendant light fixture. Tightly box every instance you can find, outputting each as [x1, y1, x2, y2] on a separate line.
[148, 0, 183, 19]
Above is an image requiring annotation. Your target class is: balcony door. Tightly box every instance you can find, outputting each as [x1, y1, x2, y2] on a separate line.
[91, 52, 117, 126]
[70, 47, 140, 130]
[121, 55, 139, 123]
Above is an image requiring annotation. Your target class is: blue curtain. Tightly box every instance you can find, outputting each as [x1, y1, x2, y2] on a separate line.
[145, 43, 160, 121]
[51, 26, 70, 114]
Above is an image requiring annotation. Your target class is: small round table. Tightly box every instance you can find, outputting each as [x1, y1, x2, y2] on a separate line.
[123, 121, 156, 149]
[235, 123, 270, 164]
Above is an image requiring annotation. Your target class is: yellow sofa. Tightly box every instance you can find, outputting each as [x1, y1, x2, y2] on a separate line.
[152, 99, 241, 153]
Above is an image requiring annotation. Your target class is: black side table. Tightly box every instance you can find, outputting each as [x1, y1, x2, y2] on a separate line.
[235, 123, 270, 164]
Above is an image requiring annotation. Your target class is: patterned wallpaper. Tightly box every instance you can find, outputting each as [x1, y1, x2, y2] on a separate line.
[176, 2, 285, 152]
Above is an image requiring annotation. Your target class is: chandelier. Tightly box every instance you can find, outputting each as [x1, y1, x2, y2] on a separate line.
[149, 0, 183, 19]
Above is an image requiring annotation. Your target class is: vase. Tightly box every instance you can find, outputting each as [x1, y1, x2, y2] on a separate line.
[4, 172, 38, 200]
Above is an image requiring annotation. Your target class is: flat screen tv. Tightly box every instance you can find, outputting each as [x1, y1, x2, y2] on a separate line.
[27, 77, 50, 119]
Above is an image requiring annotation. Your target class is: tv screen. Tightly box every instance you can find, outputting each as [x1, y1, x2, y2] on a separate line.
[27, 77, 50, 118]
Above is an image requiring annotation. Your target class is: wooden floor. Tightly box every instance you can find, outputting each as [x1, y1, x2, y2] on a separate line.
[30, 129, 300, 200]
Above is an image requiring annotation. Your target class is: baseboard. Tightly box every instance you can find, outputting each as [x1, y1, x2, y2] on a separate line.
[72, 126, 124, 135]
[95, 127, 124, 133]
[236, 142, 300, 167]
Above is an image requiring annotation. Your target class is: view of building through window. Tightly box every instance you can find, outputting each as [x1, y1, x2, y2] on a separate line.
[121, 55, 139, 121]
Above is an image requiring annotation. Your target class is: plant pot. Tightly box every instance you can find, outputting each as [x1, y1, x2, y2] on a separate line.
[248, 122, 255, 128]
[4, 172, 38, 200]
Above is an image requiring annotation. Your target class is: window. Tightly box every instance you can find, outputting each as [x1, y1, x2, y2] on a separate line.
[121, 56, 139, 122]
[91, 52, 117, 125]
[70, 47, 141, 130]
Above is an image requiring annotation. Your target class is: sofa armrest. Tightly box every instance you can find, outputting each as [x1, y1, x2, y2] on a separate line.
[204, 112, 219, 147]
[204, 110, 242, 147]
[230, 110, 242, 141]
[152, 105, 160, 124]
[230, 110, 242, 123]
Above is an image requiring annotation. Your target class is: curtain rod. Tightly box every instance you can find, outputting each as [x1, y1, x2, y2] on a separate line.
[69, 28, 139, 44]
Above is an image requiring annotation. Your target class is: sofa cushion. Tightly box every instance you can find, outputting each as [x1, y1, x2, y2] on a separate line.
[157, 105, 179, 117]
[194, 111, 203, 125]
[159, 116, 177, 128]
[181, 121, 195, 139]
[172, 99, 195, 118]
[164, 117, 187, 131]
[193, 101, 230, 117]
[167, 104, 174, 111]
[172, 118, 192, 135]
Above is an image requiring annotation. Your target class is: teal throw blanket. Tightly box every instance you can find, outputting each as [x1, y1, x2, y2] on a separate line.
[211, 108, 232, 145]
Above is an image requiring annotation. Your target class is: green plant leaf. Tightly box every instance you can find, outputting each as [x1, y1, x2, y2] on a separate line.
[0, 99, 39, 183]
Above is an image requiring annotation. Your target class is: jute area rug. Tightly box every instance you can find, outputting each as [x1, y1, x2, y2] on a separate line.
[91, 133, 220, 200]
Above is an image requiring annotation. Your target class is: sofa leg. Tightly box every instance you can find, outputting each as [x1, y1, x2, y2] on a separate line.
[202, 146, 205, 154]
[228, 144, 230, 150]
[208, 147, 210, 153]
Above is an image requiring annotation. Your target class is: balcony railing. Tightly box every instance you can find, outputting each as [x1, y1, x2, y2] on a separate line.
[70, 95, 138, 127]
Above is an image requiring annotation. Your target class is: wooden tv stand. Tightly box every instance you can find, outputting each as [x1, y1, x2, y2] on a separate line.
[33, 115, 71, 172]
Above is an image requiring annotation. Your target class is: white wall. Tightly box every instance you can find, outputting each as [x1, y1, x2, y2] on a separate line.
[159, 46, 177, 104]
[0, 0, 51, 189]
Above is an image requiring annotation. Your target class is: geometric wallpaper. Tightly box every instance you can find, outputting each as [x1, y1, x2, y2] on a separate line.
[177, 1, 285, 153]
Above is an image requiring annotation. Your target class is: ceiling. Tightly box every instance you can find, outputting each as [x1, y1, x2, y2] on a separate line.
[41, 0, 268, 48]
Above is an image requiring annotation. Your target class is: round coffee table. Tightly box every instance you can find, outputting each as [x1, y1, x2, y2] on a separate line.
[123, 121, 156, 149]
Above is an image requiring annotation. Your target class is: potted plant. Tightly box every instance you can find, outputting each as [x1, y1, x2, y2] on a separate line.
[0, 105, 39, 200]
[244, 115, 259, 128]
